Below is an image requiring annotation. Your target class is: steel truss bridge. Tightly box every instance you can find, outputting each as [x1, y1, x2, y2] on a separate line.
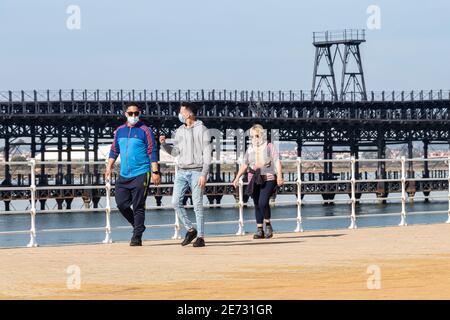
[1, 89, 450, 210]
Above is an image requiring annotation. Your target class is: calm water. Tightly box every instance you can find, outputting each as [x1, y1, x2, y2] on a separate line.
[0, 193, 448, 248]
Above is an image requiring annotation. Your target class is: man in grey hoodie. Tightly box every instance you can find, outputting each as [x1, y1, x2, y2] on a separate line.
[159, 102, 212, 247]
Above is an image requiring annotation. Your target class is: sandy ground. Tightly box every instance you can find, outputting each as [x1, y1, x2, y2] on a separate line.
[1, 223, 450, 300]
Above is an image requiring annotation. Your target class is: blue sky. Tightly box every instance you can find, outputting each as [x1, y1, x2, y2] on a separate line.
[0, 0, 449, 91]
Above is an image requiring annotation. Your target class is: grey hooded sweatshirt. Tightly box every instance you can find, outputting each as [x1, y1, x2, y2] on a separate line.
[161, 120, 212, 177]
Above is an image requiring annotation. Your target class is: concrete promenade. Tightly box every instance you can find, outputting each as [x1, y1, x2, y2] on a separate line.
[1, 223, 450, 299]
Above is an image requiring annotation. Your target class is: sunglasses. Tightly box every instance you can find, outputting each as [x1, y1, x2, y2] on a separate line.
[127, 111, 140, 116]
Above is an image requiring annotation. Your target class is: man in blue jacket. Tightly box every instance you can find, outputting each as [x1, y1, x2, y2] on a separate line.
[105, 103, 160, 246]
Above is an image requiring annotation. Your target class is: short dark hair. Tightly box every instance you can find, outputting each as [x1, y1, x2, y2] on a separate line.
[125, 102, 140, 110]
[180, 101, 198, 116]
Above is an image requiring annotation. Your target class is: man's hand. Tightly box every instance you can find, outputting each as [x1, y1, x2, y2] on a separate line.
[159, 135, 166, 145]
[232, 178, 239, 188]
[105, 166, 112, 181]
[152, 173, 161, 186]
[105, 158, 116, 182]
[197, 175, 206, 188]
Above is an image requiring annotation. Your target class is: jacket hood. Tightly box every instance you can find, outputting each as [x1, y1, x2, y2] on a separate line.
[193, 120, 204, 127]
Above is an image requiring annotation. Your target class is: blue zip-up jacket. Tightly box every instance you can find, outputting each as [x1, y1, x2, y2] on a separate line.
[109, 121, 158, 179]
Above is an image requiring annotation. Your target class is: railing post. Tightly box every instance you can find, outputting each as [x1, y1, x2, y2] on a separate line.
[447, 156, 450, 224]
[27, 158, 38, 247]
[348, 156, 357, 229]
[103, 160, 113, 244]
[172, 163, 182, 239]
[294, 158, 304, 232]
[399, 156, 408, 226]
[236, 157, 245, 235]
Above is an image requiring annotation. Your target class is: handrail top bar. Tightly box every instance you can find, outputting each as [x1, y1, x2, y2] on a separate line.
[1, 157, 449, 166]
[35, 160, 106, 165]
[405, 157, 449, 162]
[299, 159, 353, 163]
[0, 161, 35, 165]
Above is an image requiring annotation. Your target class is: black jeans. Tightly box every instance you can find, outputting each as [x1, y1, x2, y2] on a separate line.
[251, 179, 277, 225]
[115, 172, 151, 238]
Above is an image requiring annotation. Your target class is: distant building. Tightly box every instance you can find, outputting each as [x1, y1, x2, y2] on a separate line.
[430, 150, 449, 158]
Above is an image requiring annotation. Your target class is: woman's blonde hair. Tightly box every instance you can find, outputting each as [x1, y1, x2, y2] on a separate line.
[250, 124, 264, 135]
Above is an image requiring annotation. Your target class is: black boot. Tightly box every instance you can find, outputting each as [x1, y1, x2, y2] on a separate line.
[265, 224, 273, 239]
[193, 237, 205, 247]
[130, 235, 142, 246]
[253, 228, 265, 239]
[181, 229, 198, 246]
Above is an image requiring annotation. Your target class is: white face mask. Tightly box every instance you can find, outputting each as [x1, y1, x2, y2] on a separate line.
[127, 116, 139, 126]
[178, 113, 186, 124]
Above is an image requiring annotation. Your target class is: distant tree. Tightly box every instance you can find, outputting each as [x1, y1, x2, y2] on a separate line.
[11, 155, 27, 161]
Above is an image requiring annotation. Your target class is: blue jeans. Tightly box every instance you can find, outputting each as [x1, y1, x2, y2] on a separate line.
[172, 170, 205, 237]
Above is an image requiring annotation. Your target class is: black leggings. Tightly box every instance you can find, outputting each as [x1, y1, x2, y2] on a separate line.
[252, 180, 277, 225]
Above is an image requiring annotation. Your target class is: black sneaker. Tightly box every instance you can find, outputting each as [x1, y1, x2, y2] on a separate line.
[130, 236, 142, 246]
[181, 229, 198, 246]
[193, 237, 205, 247]
[265, 225, 273, 239]
[253, 229, 265, 239]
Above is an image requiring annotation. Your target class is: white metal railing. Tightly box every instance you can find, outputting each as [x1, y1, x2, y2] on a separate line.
[1, 156, 450, 248]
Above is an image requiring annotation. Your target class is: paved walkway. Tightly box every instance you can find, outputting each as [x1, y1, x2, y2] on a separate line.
[1, 223, 450, 299]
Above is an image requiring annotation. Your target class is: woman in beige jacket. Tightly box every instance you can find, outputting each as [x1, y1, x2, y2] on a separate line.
[233, 124, 284, 239]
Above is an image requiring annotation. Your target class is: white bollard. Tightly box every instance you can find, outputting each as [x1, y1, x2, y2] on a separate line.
[348, 157, 357, 229]
[236, 176, 246, 235]
[172, 213, 182, 240]
[294, 158, 304, 232]
[27, 209, 38, 248]
[27, 159, 38, 248]
[447, 157, 450, 224]
[172, 162, 182, 240]
[102, 176, 113, 244]
[399, 156, 408, 226]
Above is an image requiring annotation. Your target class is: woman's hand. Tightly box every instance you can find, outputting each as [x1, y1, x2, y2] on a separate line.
[277, 176, 284, 187]
[232, 178, 240, 188]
